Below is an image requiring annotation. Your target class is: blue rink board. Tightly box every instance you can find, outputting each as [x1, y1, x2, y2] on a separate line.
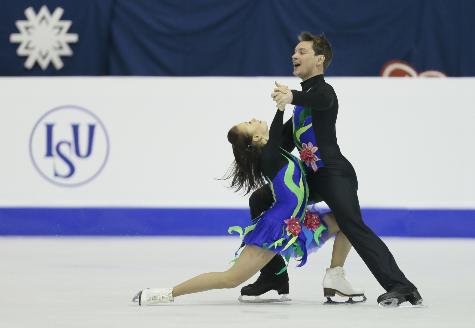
[0, 208, 474, 237]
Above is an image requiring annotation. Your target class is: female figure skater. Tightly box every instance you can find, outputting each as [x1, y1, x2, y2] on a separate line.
[132, 107, 344, 305]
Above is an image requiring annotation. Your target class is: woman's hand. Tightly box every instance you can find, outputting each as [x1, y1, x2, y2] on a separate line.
[271, 81, 293, 110]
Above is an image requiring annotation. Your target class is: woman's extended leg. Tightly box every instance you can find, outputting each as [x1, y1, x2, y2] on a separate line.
[172, 245, 276, 297]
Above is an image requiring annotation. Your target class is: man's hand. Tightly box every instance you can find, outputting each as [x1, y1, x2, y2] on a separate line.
[273, 81, 290, 94]
[271, 81, 293, 110]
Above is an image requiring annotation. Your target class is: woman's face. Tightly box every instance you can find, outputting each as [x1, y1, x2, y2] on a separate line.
[234, 118, 269, 145]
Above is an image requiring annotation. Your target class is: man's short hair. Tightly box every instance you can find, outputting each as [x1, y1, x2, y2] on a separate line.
[298, 32, 333, 71]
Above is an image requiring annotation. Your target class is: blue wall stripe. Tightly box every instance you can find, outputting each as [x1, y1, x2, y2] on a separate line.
[0, 208, 474, 237]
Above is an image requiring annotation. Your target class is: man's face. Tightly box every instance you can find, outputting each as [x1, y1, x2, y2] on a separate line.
[292, 41, 323, 80]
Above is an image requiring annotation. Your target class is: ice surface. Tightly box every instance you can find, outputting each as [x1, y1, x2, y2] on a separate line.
[1, 237, 474, 328]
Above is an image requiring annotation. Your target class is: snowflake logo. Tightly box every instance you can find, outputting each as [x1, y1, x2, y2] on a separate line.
[9, 6, 79, 70]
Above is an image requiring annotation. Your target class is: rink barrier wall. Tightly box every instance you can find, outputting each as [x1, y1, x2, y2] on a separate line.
[2, 78, 475, 210]
[0, 208, 474, 237]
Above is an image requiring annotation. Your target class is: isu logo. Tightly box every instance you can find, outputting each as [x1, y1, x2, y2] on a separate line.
[29, 105, 110, 187]
[381, 60, 446, 77]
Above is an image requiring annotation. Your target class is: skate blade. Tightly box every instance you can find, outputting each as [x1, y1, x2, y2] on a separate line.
[378, 297, 403, 308]
[238, 294, 291, 303]
[131, 290, 142, 304]
[324, 295, 367, 305]
[398, 303, 426, 308]
[379, 299, 425, 308]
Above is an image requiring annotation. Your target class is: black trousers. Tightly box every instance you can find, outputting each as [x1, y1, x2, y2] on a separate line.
[250, 173, 415, 292]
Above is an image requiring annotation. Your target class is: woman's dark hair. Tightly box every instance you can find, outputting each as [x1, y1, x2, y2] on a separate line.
[224, 125, 265, 194]
[299, 31, 333, 71]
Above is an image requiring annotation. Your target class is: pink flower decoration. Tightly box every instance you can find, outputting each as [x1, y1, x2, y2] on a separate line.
[299, 142, 321, 172]
[303, 211, 321, 231]
[284, 217, 302, 236]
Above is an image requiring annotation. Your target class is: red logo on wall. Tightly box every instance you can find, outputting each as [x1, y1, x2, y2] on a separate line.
[381, 60, 446, 77]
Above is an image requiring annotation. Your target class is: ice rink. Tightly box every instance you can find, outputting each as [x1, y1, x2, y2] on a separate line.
[1, 237, 474, 328]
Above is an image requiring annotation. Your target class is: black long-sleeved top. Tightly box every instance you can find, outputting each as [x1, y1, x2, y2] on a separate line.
[261, 110, 288, 178]
[288, 74, 356, 176]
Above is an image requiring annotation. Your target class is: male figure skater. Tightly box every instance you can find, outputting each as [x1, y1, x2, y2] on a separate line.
[259, 32, 422, 307]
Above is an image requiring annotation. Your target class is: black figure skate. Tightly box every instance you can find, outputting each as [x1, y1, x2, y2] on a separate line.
[239, 255, 291, 303]
[377, 288, 423, 307]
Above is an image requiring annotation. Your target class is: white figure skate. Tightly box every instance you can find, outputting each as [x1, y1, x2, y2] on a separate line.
[323, 267, 366, 304]
[132, 288, 174, 306]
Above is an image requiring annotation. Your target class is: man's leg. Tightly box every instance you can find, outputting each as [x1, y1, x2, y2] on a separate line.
[240, 185, 289, 298]
[314, 174, 421, 305]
